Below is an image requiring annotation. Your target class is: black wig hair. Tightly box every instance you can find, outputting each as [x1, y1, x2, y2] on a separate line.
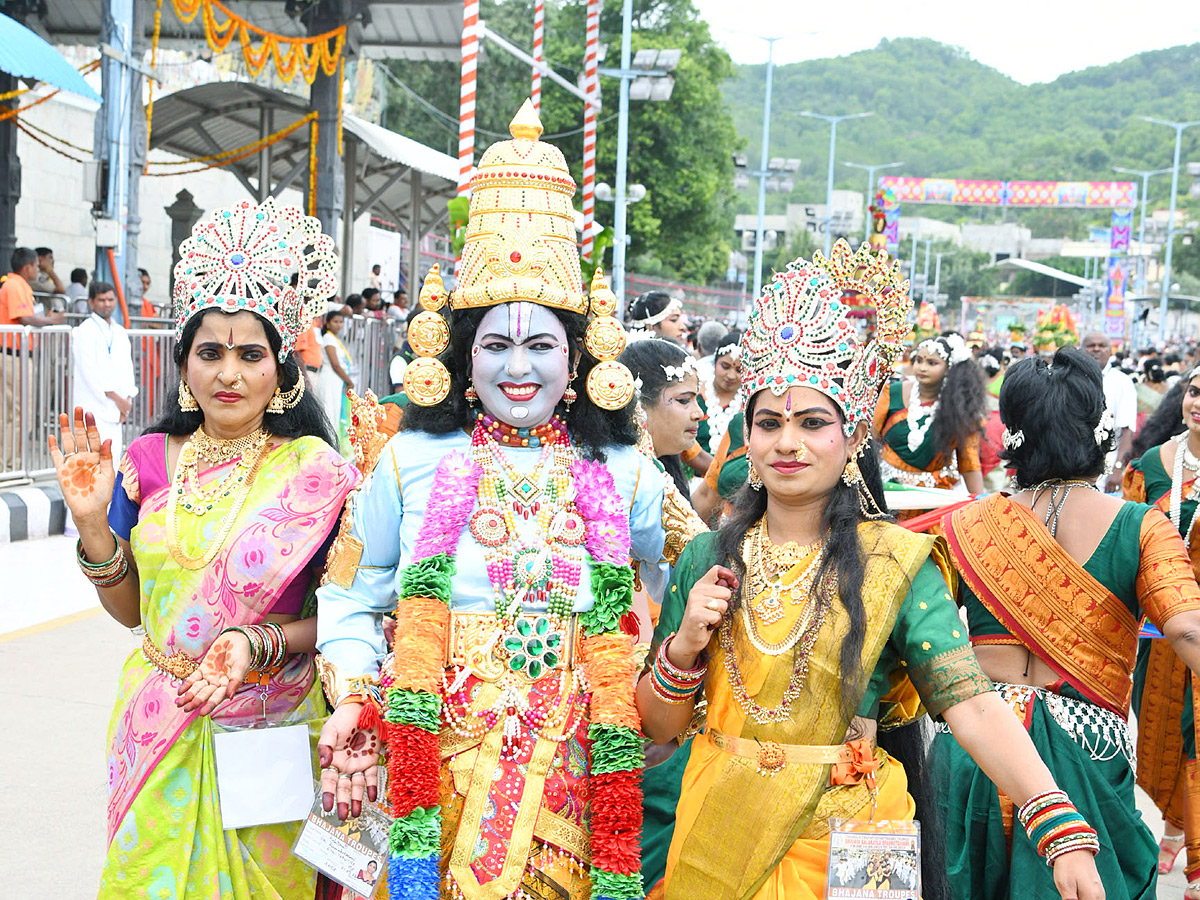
[919, 336, 987, 457]
[146, 308, 337, 447]
[998, 347, 1114, 487]
[1131, 375, 1188, 460]
[1142, 356, 1167, 385]
[627, 290, 674, 324]
[399, 304, 639, 462]
[619, 338, 693, 496]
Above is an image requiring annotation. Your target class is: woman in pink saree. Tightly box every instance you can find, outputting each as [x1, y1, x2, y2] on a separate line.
[49, 200, 361, 899]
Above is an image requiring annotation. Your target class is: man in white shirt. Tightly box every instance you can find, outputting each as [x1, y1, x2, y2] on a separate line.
[1083, 331, 1136, 492]
[66, 268, 89, 313]
[72, 281, 137, 461]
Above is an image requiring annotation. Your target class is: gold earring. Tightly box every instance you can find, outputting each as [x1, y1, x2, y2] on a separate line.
[748, 457, 763, 491]
[178, 381, 199, 412]
[267, 375, 305, 414]
[562, 365, 579, 410]
[464, 382, 479, 406]
[841, 458, 862, 487]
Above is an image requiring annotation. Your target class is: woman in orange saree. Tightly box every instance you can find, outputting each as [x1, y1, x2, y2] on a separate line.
[936, 349, 1200, 900]
[636, 243, 1105, 900]
[1125, 371, 1200, 896]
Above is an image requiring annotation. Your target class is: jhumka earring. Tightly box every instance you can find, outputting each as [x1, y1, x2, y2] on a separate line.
[464, 382, 479, 406]
[748, 458, 763, 491]
[841, 458, 862, 487]
[562, 366, 579, 410]
[267, 375, 305, 414]
[178, 381, 199, 412]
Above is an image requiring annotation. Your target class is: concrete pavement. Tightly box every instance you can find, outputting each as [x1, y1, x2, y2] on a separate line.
[0, 535, 1187, 897]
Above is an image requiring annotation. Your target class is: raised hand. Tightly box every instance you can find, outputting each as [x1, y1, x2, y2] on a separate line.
[317, 702, 381, 820]
[48, 407, 115, 525]
[177, 630, 252, 715]
[671, 564, 738, 667]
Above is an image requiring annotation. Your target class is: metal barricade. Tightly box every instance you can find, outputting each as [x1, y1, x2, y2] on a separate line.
[0, 318, 403, 483]
[340, 315, 403, 397]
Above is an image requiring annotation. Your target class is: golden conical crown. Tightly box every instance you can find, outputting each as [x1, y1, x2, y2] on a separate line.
[450, 100, 587, 315]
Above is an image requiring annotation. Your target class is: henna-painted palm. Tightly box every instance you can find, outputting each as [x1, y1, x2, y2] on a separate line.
[48, 407, 116, 524]
[177, 631, 252, 714]
[318, 702, 381, 820]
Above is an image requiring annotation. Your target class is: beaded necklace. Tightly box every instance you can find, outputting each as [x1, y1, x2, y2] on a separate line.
[477, 412, 569, 448]
[905, 380, 938, 453]
[701, 378, 742, 452]
[1170, 432, 1200, 544]
[468, 418, 585, 620]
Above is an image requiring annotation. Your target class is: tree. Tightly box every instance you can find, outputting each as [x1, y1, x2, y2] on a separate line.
[380, 0, 739, 283]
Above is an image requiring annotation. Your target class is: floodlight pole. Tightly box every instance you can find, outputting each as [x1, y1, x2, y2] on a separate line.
[802, 110, 873, 256]
[751, 37, 781, 300]
[1141, 117, 1200, 345]
[1114, 165, 1173, 348]
[611, 0, 634, 309]
[844, 160, 903, 242]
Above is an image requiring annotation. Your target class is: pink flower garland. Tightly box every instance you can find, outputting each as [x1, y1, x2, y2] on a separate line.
[411, 452, 481, 561]
[571, 459, 631, 566]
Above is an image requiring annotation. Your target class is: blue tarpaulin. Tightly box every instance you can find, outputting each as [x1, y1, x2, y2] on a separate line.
[0, 13, 101, 103]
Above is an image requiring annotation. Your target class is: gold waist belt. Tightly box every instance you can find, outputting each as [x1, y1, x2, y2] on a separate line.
[446, 610, 579, 683]
[708, 729, 879, 779]
[142, 634, 200, 680]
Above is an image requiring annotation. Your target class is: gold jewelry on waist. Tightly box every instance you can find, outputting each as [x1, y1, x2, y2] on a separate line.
[142, 634, 200, 680]
[708, 729, 875, 766]
[446, 610, 578, 683]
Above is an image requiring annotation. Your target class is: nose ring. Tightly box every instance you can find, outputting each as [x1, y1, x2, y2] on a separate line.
[793, 442, 808, 463]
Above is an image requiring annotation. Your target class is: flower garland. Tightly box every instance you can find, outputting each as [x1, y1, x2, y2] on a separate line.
[700, 377, 742, 455]
[384, 451, 644, 900]
[904, 379, 937, 454]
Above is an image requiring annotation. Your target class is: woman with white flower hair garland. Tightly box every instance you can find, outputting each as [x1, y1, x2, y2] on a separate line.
[937, 346, 1200, 900]
[872, 332, 986, 494]
[1123, 365, 1200, 896]
[697, 332, 744, 458]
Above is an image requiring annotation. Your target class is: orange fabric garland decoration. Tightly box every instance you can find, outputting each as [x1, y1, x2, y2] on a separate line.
[391, 597, 451, 693]
[579, 631, 640, 730]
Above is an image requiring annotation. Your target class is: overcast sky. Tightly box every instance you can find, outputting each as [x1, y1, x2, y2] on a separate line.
[691, 0, 1200, 84]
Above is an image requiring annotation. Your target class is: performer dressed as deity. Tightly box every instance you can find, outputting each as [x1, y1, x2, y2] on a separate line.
[636, 242, 1105, 900]
[936, 349, 1200, 900]
[314, 102, 703, 900]
[50, 199, 360, 899]
[1124, 368, 1200, 897]
[873, 332, 986, 493]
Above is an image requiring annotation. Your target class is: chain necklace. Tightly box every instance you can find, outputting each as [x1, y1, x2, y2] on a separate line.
[720, 571, 835, 724]
[1027, 479, 1099, 539]
[166, 432, 272, 570]
[744, 518, 824, 628]
[189, 425, 270, 466]
[1170, 432, 1200, 544]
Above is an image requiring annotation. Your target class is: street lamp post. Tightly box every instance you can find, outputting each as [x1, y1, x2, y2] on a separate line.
[844, 160, 903, 242]
[1140, 116, 1200, 345]
[801, 110, 873, 256]
[751, 37, 782, 302]
[1114, 164, 1172, 349]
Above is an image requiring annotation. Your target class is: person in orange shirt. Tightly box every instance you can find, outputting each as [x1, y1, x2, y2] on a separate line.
[294, 316, 324, 392]
[1, 246, 65, 470]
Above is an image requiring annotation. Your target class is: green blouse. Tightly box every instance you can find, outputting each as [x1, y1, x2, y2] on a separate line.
[1131, 445, 1195, 535]
[656, 530, 990, 719]
[964, 500, 1151, 638]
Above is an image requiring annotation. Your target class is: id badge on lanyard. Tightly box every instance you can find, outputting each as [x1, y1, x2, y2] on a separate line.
[825, 818, 921, 900]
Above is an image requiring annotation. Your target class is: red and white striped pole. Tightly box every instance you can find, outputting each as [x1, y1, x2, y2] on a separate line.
[581, 0, 600, 264]
[458, 0, 479, 195]
[531, 0, 544, 113]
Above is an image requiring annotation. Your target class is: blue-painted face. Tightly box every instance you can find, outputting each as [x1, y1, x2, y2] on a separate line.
[471, 302, 571, 428]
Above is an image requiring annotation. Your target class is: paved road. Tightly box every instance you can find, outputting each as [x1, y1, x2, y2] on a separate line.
[0, 535, 1187, 897]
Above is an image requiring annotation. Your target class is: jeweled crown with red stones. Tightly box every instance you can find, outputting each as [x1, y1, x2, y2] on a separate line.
[172, 198, 339, 360]
[740, 240, 912, 433]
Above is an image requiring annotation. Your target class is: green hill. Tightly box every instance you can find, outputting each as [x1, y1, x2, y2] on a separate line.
[725, 38, 1200, 234]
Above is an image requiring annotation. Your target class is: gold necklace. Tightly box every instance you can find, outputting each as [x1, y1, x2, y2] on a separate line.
[744, 519, 825, 627]
[166, 435, 272, 570]
[190, 425, 270, 466]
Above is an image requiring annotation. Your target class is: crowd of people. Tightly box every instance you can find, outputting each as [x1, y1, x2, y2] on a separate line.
[37, 103, 1200, 900]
